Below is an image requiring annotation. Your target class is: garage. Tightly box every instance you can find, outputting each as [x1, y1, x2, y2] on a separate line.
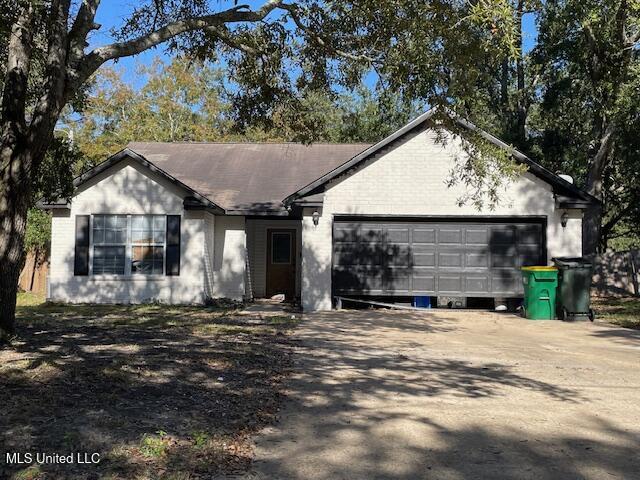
[332, 218, 546, 298]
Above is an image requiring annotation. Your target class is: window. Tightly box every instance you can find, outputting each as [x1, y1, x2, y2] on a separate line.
[92, 215, 126, 274]
[91, 215, 166, 275]
[131, 216, 165, 275]
[271, 232, 292, 264]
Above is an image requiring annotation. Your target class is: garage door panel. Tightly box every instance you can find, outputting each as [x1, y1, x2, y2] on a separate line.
[519, 245, 544, 266]
[439, 275, 463, 293]
[333, 224, 360, 242]
[386, 245, 412, 266]
[334, 268, 384, 292]
[490, 226, 516, 244]
[439, 228, 463, 245]
[439, 252, 463, 268]
[333, 219, 544, 297]
[491, 273, 520, 293]
[413, 251, 436, 267]
[384, 272, 410, 292]
[387, 228, 410, 243]
[466, 228, 490, 245]
[518, 224, 542, 244]
[412, 228, 436, 244]
[413, 275, 436, 292]
[334, 245, 383, 267]
[491, 254, 518, 268]
[466, 252, 489, 268]
[466, 276, 489, 293]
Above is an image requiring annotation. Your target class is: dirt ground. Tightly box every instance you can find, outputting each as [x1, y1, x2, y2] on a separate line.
[245, 309, 640, 480]
[0, 302, 297, 480]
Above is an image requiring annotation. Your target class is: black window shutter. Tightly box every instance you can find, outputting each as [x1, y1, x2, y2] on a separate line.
[166, 215, 181, 276]
[74, 215, 90, 276]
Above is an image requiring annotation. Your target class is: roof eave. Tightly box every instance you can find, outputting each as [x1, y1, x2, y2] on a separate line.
[52, 148, 226, 214]
[283, 107, 599, 207]
[283, 108, 438, 205]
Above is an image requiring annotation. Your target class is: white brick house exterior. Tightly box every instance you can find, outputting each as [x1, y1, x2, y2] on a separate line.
[49, 158, 246, 304]
[299, 127, 583, 311]
[45, 110, 595, 309]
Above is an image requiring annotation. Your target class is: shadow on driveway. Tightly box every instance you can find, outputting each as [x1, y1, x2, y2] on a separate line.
[245, 309, 640, 480]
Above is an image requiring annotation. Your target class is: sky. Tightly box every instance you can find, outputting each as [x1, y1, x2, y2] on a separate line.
[90, 1, 539, 91]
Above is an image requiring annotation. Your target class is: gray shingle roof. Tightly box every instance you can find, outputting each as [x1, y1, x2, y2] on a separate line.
[127, 142, 370, 213]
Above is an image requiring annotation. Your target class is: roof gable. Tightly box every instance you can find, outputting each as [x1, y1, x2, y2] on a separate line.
[59, 148, 225, 213]
[283, 108, 599, 207]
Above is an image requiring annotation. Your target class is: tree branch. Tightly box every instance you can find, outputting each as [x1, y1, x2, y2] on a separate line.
[74, 0, 287, 86]
[68, 0, 102, 67]
[602, 202, 634, 233]
[204, 24, 260, 55]
[586, 121, 616, 198]
[27, 0, 72, 158]
[280, 3, 377, 64]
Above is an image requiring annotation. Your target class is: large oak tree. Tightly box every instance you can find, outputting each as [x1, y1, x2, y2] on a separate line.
[0, 0, 509, 342]
[0, 0, 367, 341]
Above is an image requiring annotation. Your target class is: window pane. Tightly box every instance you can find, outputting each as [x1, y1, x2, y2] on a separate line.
[105, 229, 117, 243]
[92, 228, 105, 244]
[93, 215, 126, 245]
[132, 215, 164, 245]
[132, 229, 153, 244]
[153, 216, 166, 231]
[132, 246, 164, 275]
[93, 246, 125, 274]
[272, 233, 291, 264]
[131, 216, 143, 230]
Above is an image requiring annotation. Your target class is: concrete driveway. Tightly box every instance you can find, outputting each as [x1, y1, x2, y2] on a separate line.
[245, 309, 640, 480]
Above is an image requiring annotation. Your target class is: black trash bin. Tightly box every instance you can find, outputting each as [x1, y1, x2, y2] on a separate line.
[552, 257, 595, 321]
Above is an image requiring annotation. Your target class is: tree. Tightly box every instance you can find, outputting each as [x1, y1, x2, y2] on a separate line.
[0, 0, 337, 341]
[375, 0, 639, 252]
[531, 0, 640, 254]
[0, 0, 522, 341]
[72, 57, 419, 155]
[72, 58, 233, 162]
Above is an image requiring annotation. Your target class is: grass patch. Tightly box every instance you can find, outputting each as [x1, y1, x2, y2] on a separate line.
[1, 300, 297, 479]
[592, 296, 640, 329]
[16, 291, 45, 307]
[140, 431, 170, 458]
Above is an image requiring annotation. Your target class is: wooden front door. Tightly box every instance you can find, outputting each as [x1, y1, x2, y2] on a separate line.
[266, 229, 296, 300]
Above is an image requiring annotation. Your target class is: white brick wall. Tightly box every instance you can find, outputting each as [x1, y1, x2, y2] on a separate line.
[209, 216, 246, 301]
[203, 212, 216, 298]
[49, 159, 247, 304]
[301, 127, 583, 311]
[49, 160, 206, 304]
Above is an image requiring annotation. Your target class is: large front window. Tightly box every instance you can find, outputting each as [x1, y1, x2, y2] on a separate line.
[91, 215, 166, 275]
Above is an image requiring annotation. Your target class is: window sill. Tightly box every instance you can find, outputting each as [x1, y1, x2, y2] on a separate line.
[89, 275, 168, 282]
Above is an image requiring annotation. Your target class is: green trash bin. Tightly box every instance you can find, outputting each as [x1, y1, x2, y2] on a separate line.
[521, 266, 558, 320]
[552, 257, 595, 321]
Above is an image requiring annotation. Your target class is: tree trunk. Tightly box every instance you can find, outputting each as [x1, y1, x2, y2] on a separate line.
[0, 141, 32, 342]
[582, 122, 615, 257]
[582, 206, 603, 258]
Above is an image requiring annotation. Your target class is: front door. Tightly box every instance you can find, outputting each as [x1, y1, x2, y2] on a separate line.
[266, 229, 296, 300]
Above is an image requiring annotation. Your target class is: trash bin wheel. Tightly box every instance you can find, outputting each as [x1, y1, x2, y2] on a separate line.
[559, 307, 568, 321]
[588, 308, 595, 322]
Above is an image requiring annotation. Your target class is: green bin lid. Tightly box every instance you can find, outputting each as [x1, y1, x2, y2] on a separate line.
[521, 266, 557, 271]
[552, 257, 593, 268]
